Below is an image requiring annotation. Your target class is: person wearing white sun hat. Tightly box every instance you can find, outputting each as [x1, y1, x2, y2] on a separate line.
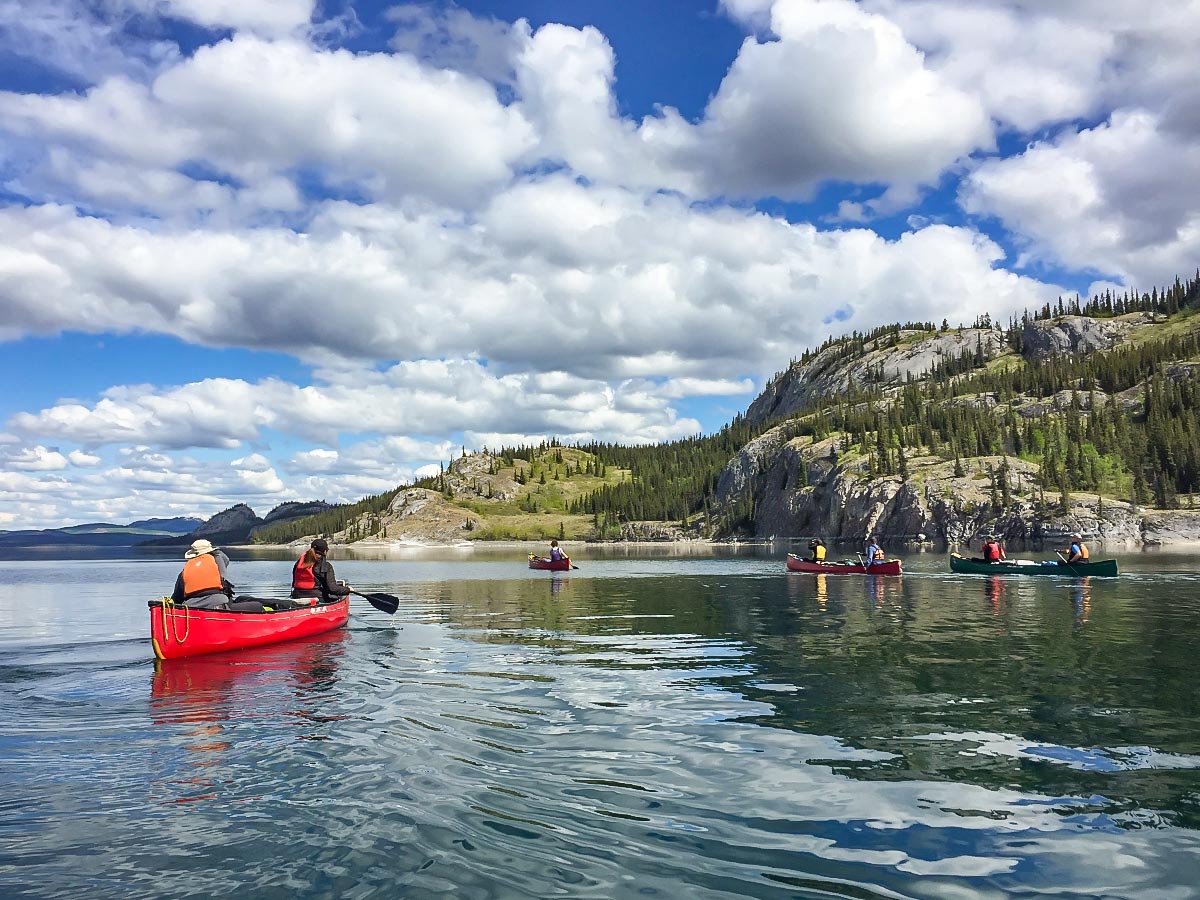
[170, 539, 236, 609]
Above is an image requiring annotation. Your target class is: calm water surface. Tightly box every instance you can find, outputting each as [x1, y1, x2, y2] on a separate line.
[2, 546, 1200, 899]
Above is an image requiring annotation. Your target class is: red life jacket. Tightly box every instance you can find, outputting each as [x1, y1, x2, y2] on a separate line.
[181, 553, 223, 596]
[292, 555, 316, 592]
[984, 541, 1002, 561]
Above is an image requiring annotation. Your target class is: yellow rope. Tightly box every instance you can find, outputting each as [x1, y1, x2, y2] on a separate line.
[160, 597, 190, 645]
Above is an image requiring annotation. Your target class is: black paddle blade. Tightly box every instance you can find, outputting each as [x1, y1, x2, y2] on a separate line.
[353, 590, 399, 615]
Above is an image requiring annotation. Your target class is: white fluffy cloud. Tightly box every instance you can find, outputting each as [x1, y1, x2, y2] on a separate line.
[961, 110, 1200, 284]
[147, 0, 315, 36]
[667, 0, 993, 197]
[0, 181, 1056, 381]
[0, 34, 536, 212]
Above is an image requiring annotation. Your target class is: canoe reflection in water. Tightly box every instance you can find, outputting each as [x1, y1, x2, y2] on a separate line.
[149, 630, 348, 803]
[1073, 578, 1092, 626]
[986, 576, 1004, 614]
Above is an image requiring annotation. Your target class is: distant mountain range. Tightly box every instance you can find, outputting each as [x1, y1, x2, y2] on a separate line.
[0, 517, 202, 548]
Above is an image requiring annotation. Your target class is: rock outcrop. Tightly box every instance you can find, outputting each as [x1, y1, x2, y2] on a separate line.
[1020, 314, 1149, 361]
[192, 503, 261, 540]
[748, 327, 1006, 424]
[711, 425, 1200, 548]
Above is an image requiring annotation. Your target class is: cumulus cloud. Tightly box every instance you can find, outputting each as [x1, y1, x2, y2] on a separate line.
[960, 110, 1200, 285]
[5, 445, 69, 471]
[0, 181, 1058, 382]
[144, 0, 315, 36]
[0, 34, 537, 212]
[68, 449, 102, 467]
[388, 3, 521, 84]
[657, 0, 993, 198]
[0, 0, 180, 85]
[5, 360, 714, 450]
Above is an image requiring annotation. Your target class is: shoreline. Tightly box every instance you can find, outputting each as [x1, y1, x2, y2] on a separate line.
[230, 537, 1200, 553]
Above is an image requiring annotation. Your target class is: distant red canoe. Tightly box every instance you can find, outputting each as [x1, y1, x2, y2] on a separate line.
[786, 553, 902, 576]
[149, 597, 350, 659]
[529, 555, 571, 571]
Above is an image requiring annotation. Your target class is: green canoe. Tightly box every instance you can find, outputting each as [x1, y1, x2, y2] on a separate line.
[949, 553, 1118, 578]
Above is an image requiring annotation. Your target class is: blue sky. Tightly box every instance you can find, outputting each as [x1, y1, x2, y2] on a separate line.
[1, 0, 1198, 529]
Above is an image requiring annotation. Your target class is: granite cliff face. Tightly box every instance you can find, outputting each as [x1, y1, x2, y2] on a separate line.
[1020, 314, 1151, 360]
[717, 304, 1200, 548]
[711, 423, 1200, 548]
[748, 327, 1007, 424]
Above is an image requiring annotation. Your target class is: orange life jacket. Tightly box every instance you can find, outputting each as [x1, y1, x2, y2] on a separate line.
[872, 546, 885, 561]
[1072, 542, 1089, 560]
[292, 555, 316, 592]
[181, 553, 223, 596]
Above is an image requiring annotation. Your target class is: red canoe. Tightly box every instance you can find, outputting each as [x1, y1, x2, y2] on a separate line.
[529, 555, 571, 571]
[786, 553, 903, 576]
[149, 597, 350, 659]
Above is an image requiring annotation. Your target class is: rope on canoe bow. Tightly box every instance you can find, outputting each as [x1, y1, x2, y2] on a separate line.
[161, 597, 190, 645]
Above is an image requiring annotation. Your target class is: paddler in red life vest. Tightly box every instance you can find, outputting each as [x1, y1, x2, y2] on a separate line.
[292, 538, 353, 602]
[981, 535, 1006, 563]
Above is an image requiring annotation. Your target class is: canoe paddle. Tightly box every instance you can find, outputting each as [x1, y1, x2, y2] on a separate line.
[350, 589, 400, 615]
[1055, 550, 1083, 576]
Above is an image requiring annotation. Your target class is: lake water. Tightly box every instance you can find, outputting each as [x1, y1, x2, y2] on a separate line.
[2, 545, 1200, 899]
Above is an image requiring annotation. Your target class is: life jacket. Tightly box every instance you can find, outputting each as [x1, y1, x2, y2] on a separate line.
[550, 548, 563, 561]
[1072, 542, 1089, 560]
[813, 544, 826, 562]
[871, 546, 885, 561]
[181, 553, 223, 596]
[292, 555, 316, 592]
[984, 541, 1002, 562]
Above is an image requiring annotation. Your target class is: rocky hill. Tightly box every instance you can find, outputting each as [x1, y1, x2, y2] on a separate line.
[715, 301, 1200, 549]
[145, 500, 335, 548]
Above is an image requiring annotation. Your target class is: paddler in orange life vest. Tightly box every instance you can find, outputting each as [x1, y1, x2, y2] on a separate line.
[1058, 533, 1089, 563]
[292, 538, 353, 602]
[864, 535, 885, 567]
[170, 539, 235, 609]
